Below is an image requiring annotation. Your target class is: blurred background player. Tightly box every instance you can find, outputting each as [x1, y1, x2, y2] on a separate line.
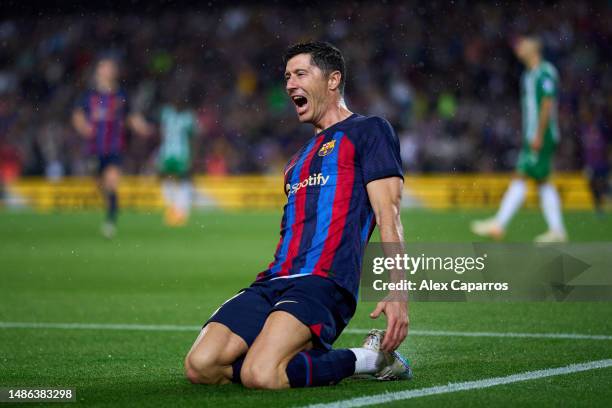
[158, 90, 197, 226]
[579, 104, 610, 215]
[472, 36, 568, 243]
[72, 57, 153, 238]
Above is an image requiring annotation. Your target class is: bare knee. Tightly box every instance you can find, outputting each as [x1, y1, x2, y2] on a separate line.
[241, 359, 286, 390]
[102, 166, 120, 191]
[184, 323, 248, 385]
[184, 351, 224, 385]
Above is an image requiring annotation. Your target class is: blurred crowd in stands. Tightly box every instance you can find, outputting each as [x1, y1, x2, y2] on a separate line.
[0, 1, 610, 179]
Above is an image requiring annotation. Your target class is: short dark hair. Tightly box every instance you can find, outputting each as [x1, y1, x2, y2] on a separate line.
[283, 41, 346, 94]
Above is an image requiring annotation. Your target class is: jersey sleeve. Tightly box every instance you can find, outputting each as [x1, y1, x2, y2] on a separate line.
[357, 117, 404, 185]
[539, 72, 557, 98]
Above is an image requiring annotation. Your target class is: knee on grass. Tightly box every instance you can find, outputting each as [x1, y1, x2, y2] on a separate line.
[241, 360, 286, 390]
[184, 352, 225, 385]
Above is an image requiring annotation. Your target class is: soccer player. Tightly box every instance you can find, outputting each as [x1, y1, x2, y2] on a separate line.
[72, 57, 153, 238]
[471, 36, 568, 242]
[184, 42, 411, 389]
[158, 91, 197, 226]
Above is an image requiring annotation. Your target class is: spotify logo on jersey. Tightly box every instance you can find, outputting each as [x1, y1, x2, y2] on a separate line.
[286, 173, 330, 196]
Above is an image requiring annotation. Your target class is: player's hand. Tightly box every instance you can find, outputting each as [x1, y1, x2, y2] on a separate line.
[370, 298, 409, 352]
[77, 121, 94, 139]
[142, 123, 156, 137]
[86, 123, 95, 138]
[135, 121, 155, 138]
[128, 114, 155, 138]
[75, 123, 94, 139]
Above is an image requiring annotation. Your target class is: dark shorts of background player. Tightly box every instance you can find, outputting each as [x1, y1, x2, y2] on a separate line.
[158, 170, 192, 181]
[98, 153, 122, 175]
[158, 157, 191, 180]
[205, 275, 356, 351]
[586, 166, 610, 180]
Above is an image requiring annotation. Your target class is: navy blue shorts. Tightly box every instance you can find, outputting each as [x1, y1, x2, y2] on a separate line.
[205, 275, 356, 350]
[98, 154, 122, 174]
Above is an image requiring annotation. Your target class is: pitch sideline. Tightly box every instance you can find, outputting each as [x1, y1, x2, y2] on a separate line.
[302, 359, 612, 408]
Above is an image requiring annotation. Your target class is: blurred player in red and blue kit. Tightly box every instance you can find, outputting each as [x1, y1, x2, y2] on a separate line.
[72, 57, 152, 238]
[580, 105, 610, 215]
[185, 42, 412, 389]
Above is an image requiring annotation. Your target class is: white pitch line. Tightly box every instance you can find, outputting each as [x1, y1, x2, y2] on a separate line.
[0, 322, 611, 341]
[303, 359, 612, 408]
[0, 322, 202, 332]
[344, 328, 612, 341]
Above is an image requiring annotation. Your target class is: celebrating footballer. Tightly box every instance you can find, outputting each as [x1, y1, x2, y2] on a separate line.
[184, 41, 412, 389]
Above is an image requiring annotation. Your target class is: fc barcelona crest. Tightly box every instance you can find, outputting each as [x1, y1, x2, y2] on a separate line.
[318, 140, 336, 157]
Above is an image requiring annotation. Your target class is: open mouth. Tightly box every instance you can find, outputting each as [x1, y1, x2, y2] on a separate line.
[291, 95, 309, 115]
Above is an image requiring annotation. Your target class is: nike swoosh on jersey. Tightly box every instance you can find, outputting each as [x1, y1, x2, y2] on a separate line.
[284, 161, 297, 175]
[274, 300, 299, 306]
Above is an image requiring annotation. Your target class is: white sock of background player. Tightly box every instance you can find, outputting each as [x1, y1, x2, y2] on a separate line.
[539, 183, 566, 234]
[495, 179, 527, 229]
[161, 180, 178, 210]
[176, 181, 192, 216]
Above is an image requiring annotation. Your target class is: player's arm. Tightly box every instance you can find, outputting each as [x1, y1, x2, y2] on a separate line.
[366, 176, 409, 352]
[127, 112, 155, 137]
[531, 97, 553, 151]
[72, 108, 93, 139]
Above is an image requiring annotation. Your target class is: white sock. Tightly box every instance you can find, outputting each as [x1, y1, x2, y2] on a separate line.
[350, 347, 381, 375]
[176, 181, 192, 215]
[161, 180, 177, 208]
[495, 179, 527, 228]
[539, 183, 566, 234]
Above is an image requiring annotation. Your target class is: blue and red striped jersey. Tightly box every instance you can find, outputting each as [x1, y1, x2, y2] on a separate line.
[257, 114, 403, 300]
[78, 89, 129, 155]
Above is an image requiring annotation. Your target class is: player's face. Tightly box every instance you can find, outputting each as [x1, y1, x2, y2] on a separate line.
[513, 38, 536, 64]
[96, 60, 118, 84]
[285, 53, 330, 124]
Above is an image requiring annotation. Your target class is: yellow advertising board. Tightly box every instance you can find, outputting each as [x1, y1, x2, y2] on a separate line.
[4, 173, 594, 211]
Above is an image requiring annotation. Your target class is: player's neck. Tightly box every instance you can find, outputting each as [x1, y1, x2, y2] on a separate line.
[526, 55, 542, 70]
[97, 81, 117, 93]
[313, 99, 353, 134]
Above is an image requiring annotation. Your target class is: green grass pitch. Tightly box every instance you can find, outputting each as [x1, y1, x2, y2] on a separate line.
[1, 209, 612, 407]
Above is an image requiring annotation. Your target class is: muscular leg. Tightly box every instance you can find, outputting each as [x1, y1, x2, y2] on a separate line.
[240, 311, 311, 389]
[240, 311, 357, 389]
[184, 322, 248, 385]
[186, 279, 364, 388]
